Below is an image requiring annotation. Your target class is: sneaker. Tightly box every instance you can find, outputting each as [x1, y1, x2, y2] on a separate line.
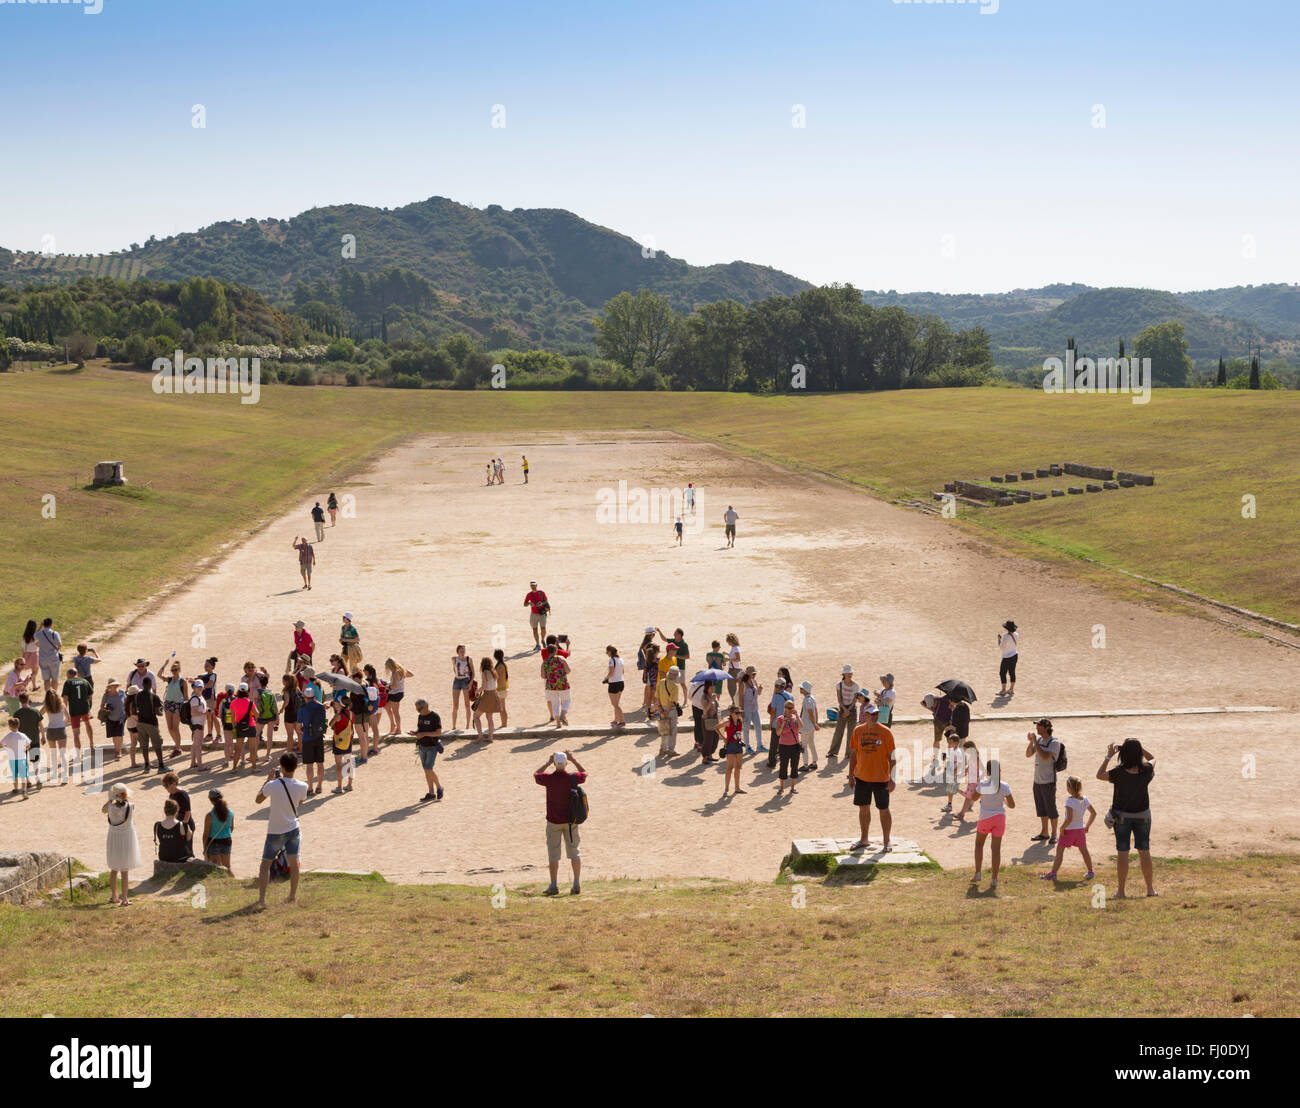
[940, 803, 952, 813]
[420, 792, 436, 802]
[1084, 870, 1095, 879]
[570, 884, 581, 896]
[543, 884, 559, 896]
[436, 786, 444, 800]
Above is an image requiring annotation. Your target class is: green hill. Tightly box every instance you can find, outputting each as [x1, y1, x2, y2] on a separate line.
[0, 198, 809, 349]
[1179, 283, 1300, 338]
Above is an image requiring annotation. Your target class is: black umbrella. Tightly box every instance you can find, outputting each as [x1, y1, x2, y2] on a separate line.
[936, 678, 977, 703]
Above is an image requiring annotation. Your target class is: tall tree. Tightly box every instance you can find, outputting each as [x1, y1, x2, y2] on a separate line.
[1133, 321, 1192, 387]
[1216, 356, 1226, 386]
[1249, 354, 1260, 389]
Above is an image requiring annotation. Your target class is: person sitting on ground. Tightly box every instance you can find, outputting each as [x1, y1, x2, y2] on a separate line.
[153, 797, 194, 863]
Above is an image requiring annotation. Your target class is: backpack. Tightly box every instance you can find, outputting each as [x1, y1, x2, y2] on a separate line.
[305, 705, 327, 742]
[368, 683, 384, 711]
[1054, 742, 1068, 773]
[375, 680, 389, 708]
[257, 690, 277, 721]
[568, 781, 589, 827]
[232, 699, 257, 738]
[179, 698, 192, 726]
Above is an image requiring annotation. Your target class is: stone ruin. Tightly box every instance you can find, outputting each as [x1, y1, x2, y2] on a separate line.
[935, 462, 1154, 509]
[92, 461, 126, 487]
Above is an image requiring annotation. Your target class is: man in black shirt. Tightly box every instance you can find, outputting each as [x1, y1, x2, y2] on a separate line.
[411, 699, 444, 802]
[948, 694, 971, 740]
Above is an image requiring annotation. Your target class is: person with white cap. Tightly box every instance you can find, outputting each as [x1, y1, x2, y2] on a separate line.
[187, 677, 208, 770]
[656, 664, 686, 757]
[339, 613, 362, 670]
[292, 535, 315, 590]
[102, 782, 142, 905]
[826, 665, 860, 762]
[798, 680, 820, 772]
[534, 750, 587, 896]
[524, 581, 549, 650]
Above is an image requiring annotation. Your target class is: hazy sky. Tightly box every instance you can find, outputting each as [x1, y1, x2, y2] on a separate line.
[1, 0, 1296, 293]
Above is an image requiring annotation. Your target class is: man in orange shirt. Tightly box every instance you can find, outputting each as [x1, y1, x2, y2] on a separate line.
[847, 703, 897, 852]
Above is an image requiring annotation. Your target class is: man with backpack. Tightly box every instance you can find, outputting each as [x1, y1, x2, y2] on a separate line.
[534, 750, 587, 896]
[254, 752, 309, 907]
[1026, 717, 1063, 845]
[229, 683, 259, 771]
[296, 686, 328, 795]
[255, 681, 279, 757]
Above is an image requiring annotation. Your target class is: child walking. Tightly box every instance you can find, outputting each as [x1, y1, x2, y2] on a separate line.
[939, 728, 963, 814]
[1041, 776, 1096, 880]
[972, 759, 1015, 890]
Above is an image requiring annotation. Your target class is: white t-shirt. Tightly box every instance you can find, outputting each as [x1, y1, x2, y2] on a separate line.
[46, 710, 67, 729]
[727, 646, 741, 672]
[2, 730, 30, 757]
[836, 680, 861, 708]
[261, 776, 309, 834]
[188, 695, 206, 725]
[945, 746, 966, 785]
[799, 694, 817, 730]
[1000, 632, 1019, 658]
[1063, 795, 1090, 830]
[978, 779, 1013, 818]
[607, 657, 624, 683]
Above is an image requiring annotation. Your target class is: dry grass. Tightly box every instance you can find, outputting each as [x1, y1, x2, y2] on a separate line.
[3, 855, 1296, 1017]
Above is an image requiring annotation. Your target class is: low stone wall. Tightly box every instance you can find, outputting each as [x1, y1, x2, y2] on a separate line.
[1064, 462, 1115, 480]
[954, 480, 1009, 503]
[0, 851, 69, 905]
[1117, 471, 1155, 486]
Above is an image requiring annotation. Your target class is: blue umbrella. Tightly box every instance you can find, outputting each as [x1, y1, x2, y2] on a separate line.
[689, 668, 731, 686]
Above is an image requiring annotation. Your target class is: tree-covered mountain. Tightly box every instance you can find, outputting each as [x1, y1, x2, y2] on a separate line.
[1178, 284, 1300, 338]
[0, 198, 809, 349]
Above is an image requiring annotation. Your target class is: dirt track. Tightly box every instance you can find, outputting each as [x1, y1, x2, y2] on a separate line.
[4, 432, 1297, 884]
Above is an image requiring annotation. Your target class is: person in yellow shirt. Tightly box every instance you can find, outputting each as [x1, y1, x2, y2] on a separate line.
[847, 704, 897, 852]
[656, 666, 686, 759]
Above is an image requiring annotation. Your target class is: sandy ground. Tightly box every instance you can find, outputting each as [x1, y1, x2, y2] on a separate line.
[3, 431, 1298, 885]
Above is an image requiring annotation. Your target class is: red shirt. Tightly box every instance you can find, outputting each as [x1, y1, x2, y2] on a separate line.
[525, 590, 548, 614]
[294, 629, 314, 656]
[534, 769, 586, 823]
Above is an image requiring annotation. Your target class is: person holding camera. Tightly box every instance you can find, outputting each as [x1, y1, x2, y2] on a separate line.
[411, 699, 444, 802]
[524, 581, 549, 650]
[1097, 738, 1157, 898]
[535, 750, 586, 896]
[254, 753, 308, 907]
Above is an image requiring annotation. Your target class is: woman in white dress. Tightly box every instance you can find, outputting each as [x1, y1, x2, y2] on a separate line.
[997, 620, 1020, 697]
[102, 783, 143, 906]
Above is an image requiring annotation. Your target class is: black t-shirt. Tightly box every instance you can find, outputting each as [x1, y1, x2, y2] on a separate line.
[14, 707, 41, 743]
[154, 821, 192, 863]
[170, 788, 193, 824]
[950, 702, 971, 738]
[415, 712, 442, 747]
[134, 693, 162, 725]
[1108, 764, 1154, 813]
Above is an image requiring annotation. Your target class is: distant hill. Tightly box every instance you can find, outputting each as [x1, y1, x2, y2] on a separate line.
[0, 198, 809, 348]
[864, 283, 1283, 368]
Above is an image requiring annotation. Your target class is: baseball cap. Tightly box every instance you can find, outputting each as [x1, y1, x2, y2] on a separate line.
[665, 643, 677, 652]
[237, 683, 248, 692]
[304, 686, 317, 698]
[864, 704, 880, 715]
[799, 681, 812, 692]
[530, 580, 538, 587]
[1034, 717, 1052, 728]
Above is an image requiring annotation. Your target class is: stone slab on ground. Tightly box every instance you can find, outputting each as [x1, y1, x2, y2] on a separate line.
[791, 837, 934, 868]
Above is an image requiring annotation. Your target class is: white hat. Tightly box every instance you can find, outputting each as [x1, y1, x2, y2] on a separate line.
[342, 612, 353, 620]
[553, 752, 567, 767]
[865, 703, 879, 715]
[841, 664, 854, 674]
[922, 693, 936, 708]
[799, 681, 812, 692]
[126, 684, 141, 695]
[237, 683, 248, 691]
[644, 625, 655, 633]
[110, 783, 129, 798]
[304, 686, 317, 698]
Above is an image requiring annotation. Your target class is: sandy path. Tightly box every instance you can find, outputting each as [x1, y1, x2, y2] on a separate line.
[3, 432, 1297, 884]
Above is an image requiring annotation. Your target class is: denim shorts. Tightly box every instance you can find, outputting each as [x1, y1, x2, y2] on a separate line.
[452, 678, 470, 691]
[262, 829, 301, 861]
[418, 745, 440, 771]
[1113, 813, 1151, 853]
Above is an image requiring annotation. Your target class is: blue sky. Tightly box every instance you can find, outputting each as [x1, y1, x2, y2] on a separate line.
[1, 0, 1296, 292]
